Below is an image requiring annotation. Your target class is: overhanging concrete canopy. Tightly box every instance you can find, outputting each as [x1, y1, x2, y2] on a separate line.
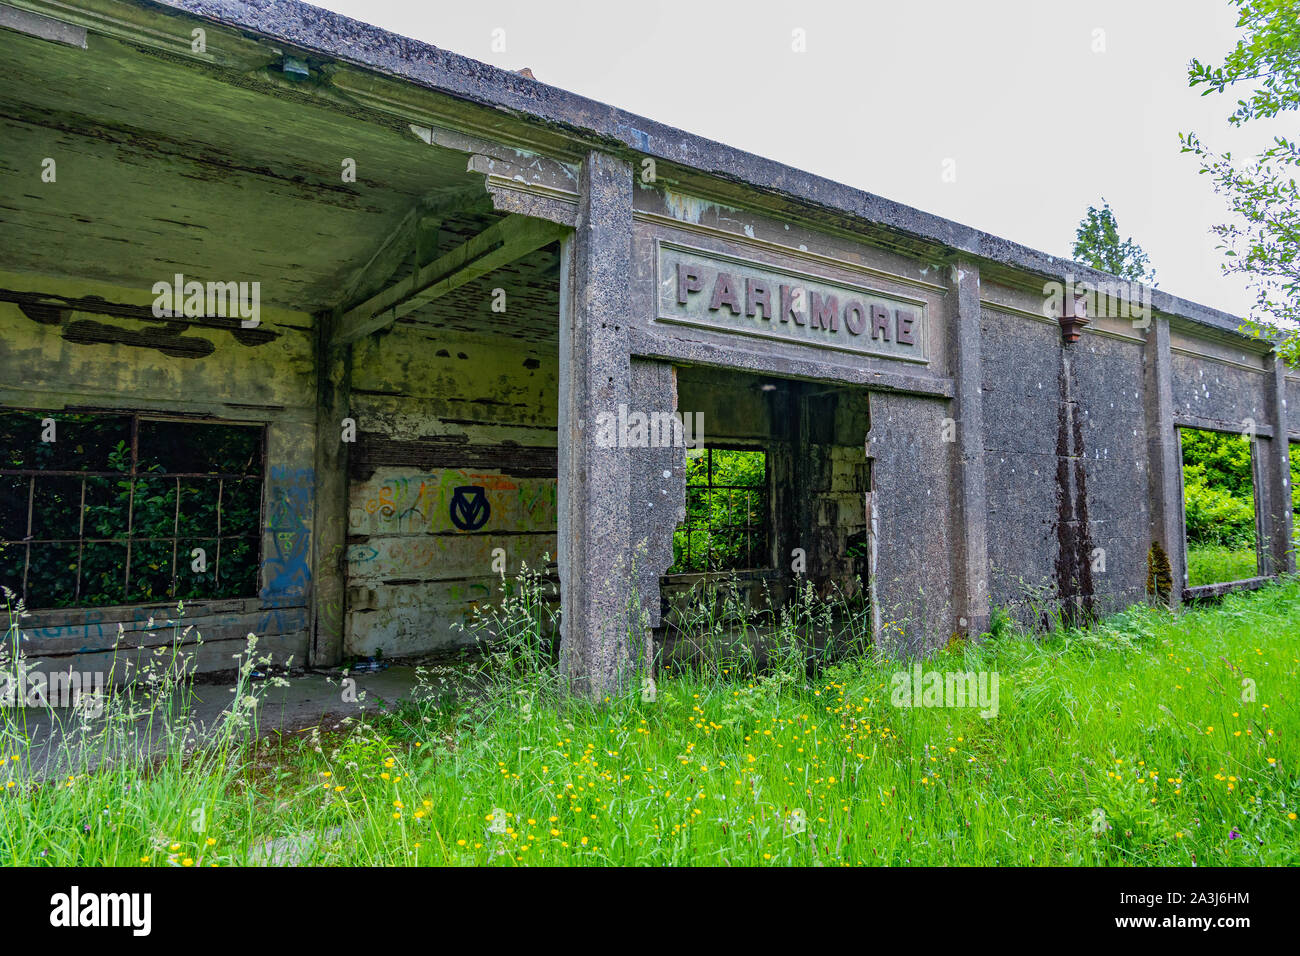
[0, 5, 500, 316]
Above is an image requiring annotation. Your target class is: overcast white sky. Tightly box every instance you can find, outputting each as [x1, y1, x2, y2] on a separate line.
[315, 0, 1284, 316]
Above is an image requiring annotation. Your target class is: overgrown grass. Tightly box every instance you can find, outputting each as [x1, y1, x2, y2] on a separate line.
[2, 577, 1297, 866]
[1187, 544, 1258, 587]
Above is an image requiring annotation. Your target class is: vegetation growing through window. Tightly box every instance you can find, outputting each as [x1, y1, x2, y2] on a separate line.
[1292, 442, 1299, 557]
[1180, 427, 1258, 586]
[669, 448, 768, 573]
[0, 410, 263, 609]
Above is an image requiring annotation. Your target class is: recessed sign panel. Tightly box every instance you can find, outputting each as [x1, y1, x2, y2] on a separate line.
[656, 241, 927, 363]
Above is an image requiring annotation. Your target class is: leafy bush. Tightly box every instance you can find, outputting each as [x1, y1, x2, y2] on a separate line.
[1181, 429, 1256, 549]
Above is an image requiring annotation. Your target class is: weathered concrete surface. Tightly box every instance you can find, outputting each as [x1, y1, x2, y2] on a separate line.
[154, 0, 1254, 338]
[2, 0, 1297, 689]
[557, 151, 635, 696]
[628, 359, 685, 629]
[979, 304, 1069, 618]
[865, 392, 957, 652]
[345, 315, 561, 658]
[1064, 326, 1153, 619]
[1288, 376, 1300, 441]
[1145, 317, 1186, 601]
[1263, 357, 1295, 574]
[17, 665, 426, 779]
[311, 307, 350, 667]
[627, 186, 953, 395]
[1171, 350, 1271, 431]
[946, 260, 990, 635]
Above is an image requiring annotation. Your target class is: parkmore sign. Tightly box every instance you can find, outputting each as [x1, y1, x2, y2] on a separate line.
[656, 241, 927, 363]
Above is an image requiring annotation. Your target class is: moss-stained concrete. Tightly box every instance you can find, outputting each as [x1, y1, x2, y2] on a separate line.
[1, 0, 1294, 688]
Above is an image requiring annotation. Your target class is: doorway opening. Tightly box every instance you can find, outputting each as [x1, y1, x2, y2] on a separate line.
[1178, 426, 1260, 587]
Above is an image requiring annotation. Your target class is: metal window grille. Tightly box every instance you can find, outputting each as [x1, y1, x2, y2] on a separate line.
[0, 410, 263, 609]
[670, 447, 768, 573]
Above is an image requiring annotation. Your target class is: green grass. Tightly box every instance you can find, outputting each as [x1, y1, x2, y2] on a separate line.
[2, 579, 1298, 866]
[1187, 544, 1258, 587]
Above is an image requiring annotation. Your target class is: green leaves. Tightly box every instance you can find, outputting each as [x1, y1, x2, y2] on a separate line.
[1181, 429, 1256, 549]
[1186, 0, 1300, 362]
[671, 449, 767, 573]
[0, 411, 263, 608]
[1071, 200, 1156, 284]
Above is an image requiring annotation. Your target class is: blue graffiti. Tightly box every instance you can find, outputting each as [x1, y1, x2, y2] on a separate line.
[260, 466, 314, 626]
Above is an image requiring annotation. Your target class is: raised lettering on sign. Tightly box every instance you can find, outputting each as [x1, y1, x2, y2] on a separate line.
[658, 242, 927, 364]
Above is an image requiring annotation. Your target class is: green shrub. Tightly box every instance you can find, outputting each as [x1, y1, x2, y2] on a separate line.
[1181, 430, 1256, 549]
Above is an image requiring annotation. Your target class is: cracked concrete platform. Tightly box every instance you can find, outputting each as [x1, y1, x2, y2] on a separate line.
[5, 666, 426, 778]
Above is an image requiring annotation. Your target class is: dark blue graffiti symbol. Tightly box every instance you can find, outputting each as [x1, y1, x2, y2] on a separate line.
[449, 486, 490, 531]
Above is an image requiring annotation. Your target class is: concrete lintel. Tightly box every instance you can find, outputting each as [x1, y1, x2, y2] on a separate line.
[1174, 413, 1274, 439]
[626, 327, 954, 400]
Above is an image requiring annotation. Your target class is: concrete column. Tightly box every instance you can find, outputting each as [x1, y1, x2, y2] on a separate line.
[628, 358, 685, 630]
[946, 259, 990, 635]
[1143, 316, 1184, 603]
[309, 308, 350, 667]
[557, 151, 635, 697]
[1262, 355, 1295, 574]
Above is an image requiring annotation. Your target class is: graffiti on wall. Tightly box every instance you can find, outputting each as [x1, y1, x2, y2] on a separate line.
[348, 471, 556, 535]
[346, 469, 556, 584]
[449, 486, 490, 531]
[260, 466, 313, 635]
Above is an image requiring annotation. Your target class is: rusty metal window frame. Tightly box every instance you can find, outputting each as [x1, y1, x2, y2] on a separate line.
[669, 446, 770, 573]
[0, 409, 265, 609]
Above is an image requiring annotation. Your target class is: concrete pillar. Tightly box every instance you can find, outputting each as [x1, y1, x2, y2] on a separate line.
[946, 259, 990, 635]
[1262, 355, 1295, 574]
[628, 358, 685, 630]
[1143, 316, 1184, 603]
[309, 308, 350, 666]
[557, 151, 635, 697]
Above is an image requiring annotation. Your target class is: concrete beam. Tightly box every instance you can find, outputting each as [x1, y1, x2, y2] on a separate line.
[947, 258, 990, 635]
[337, 188, 495, 317]
[1144, 316, 1184, 604]
[558, 151, 635, 698]
[0, 3, 87, 47]
[337, 213, 566, 344]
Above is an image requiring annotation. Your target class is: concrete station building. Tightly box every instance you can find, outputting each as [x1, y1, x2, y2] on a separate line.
[1, 0, 1295, 693]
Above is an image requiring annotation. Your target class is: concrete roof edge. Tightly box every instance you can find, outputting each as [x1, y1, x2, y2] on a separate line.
[149, 0, 1251, 343]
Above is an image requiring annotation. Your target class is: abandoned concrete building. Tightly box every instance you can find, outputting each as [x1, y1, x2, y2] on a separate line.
[1, 0, 1296, 694]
